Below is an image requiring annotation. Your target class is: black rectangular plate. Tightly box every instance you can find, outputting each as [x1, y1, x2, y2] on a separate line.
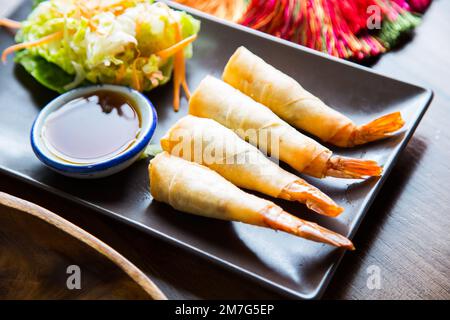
[0, 1, 432, 299]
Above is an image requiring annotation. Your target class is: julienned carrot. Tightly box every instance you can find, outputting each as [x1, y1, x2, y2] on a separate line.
[155, 34, 197, 59]
[172, 23, 183, 111]
[168, 21, 192, 111]
[173, 63, 181, 111]
[175, 29, 193, 105]
[132, 58, 141, 92]
[179, 55, 190, 99]
[0, 18, 22, 29]
[115, 63, 126, 84]
[175, 27, 190, 101]
[137, 21, 194, 106]
[182, 79, 191, 100]
[1, 15, 194, 109]
[2, 31, 63, 63]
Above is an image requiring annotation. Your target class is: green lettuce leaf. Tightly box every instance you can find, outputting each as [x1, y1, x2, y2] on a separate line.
[18, 0, 200, 93]
[15, 50, 81, 93]
[139, 143, 163, 160]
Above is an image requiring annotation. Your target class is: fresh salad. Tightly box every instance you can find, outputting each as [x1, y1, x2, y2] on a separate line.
[1, 0, 200, 110]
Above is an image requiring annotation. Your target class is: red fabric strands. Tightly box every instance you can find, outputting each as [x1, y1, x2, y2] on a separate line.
[174, 0, 432, 60]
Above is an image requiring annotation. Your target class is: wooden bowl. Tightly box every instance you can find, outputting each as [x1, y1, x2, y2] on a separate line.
[0, 192, 166, 300]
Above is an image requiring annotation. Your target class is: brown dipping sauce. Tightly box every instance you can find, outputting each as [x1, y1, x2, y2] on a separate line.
[43, 90, 141, 164]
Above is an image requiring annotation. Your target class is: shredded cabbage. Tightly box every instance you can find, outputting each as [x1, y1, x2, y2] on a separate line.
[15, 0, 200, 92]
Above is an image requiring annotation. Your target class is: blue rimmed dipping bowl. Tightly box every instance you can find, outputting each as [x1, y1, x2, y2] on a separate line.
[31, 85, 157, 179]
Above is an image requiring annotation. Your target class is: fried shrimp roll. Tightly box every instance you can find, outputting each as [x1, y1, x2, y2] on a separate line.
[223, 46, 405, 147]
[189, 76, 382, 179]
[161, 115, 343, 217]
[149, 152, 354, 249]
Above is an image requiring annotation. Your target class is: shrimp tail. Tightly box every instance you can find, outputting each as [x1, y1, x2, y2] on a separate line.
[280, 180, 344, 217]
[351, 112, 405, 146]
[261, 206, 354, 250]
[326, 156, 382, 179]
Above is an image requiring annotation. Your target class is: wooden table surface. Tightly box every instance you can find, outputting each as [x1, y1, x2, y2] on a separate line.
[1, 1, 449, 300]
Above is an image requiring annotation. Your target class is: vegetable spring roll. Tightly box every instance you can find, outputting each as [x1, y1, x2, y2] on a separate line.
[150, 152, 354, 249]
[223, 46, 405, 147]
[189, 76, 382, 179]
[161, 115, 343, 217]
